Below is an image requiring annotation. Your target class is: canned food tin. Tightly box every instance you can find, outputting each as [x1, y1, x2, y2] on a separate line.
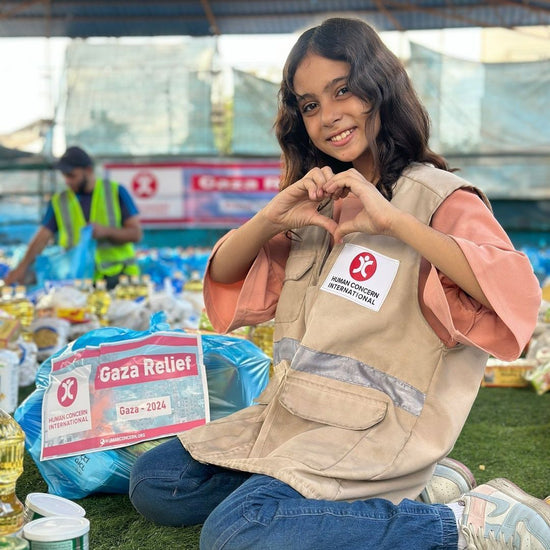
[22, 516, 89, 550]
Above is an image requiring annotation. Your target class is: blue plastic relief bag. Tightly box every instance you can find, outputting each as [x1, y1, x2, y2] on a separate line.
[15, 313, 270, 498]
[35, 224, 96, 286]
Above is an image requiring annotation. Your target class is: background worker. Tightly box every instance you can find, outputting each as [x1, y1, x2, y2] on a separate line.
[5, 145, 142, 288]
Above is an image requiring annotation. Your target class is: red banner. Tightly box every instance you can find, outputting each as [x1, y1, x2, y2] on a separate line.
[105, 160, 281, 227]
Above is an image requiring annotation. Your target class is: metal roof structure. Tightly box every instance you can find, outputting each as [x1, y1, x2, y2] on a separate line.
[1, 0, 550, 38]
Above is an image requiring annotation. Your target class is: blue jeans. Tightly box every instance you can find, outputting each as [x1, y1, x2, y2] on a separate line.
[129, 438, 458, 550]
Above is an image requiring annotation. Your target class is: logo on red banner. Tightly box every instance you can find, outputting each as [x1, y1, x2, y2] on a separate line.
[132, 171, 158, 198]
[57, 376, 78, 407]
[349, 252, 377, 281]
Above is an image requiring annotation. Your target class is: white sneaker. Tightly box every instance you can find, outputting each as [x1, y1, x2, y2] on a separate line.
[459, 478, 550, 549]
[419, 457, 477, 504]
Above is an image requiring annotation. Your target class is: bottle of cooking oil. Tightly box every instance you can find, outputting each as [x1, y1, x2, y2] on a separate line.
[129, 275, 141, 300]
[134, 274, 152, 301]
[0, 409, 25, 536]
[0, 287, 15, 319]
[114, 274, 131, 300]
[81, 278, 94, 295]
[183, 270, 203, 293]
[87, 279, 111, 326]
[12, 286, 34, 333]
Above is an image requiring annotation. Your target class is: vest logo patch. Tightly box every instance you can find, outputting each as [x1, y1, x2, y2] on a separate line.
[321, 243, 399, 312]
[349, 252, 377, 281]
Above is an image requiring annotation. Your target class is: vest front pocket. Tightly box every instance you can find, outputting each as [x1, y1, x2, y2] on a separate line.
[272, 373, 389, 472]
[275, 252, 316, 324]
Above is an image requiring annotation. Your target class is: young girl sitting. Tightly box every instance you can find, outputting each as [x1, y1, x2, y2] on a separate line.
[130, 17, 548, 550]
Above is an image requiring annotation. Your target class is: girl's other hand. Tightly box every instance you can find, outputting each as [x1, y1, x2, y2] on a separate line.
[323, 169, 401, 242]
[262, 166, 338, 235]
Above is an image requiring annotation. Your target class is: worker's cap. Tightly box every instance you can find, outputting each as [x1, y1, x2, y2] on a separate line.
[55, 146, 93, 174]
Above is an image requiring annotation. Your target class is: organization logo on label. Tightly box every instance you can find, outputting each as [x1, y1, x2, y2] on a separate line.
[57, 376, 78, 407]
[349, 252, 377, 281]
[132, 171, 158, 198]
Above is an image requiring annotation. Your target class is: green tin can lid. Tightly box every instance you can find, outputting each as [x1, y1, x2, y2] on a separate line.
[24, 493, 86, 518]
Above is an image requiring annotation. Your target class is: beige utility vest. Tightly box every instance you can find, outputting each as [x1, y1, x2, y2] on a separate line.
[180, 164, 489, 503]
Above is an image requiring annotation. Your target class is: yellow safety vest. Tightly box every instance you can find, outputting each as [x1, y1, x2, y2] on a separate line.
[51, 179, 139, 279]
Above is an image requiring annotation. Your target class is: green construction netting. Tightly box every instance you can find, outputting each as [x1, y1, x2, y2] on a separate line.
[412, 43, 550, 155]
[408, 42, 550, 198]
[231, 69, 279, 156]
[2, 38, 549, 246]
[63, 38, 218, 156]
[60, 38, 550, 198]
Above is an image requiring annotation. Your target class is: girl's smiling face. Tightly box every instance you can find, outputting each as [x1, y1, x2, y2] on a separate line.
[293, 53, 379, 180]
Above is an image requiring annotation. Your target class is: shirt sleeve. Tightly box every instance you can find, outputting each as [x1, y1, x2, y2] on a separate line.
[424, 189, 541, 361]
[118, 185, 139, 221]
[203, 231, 290, 333]
[41, 201, 57, 234]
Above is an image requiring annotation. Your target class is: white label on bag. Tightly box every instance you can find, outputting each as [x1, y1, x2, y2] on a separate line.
[320, 243, 399, 312]
[41, 332, 208, 460]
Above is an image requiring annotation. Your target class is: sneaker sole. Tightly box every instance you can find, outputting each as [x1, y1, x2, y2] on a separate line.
[488, 478, 550, 525]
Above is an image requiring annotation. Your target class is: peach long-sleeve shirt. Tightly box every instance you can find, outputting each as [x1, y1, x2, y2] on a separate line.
[204, 189, 541, 362]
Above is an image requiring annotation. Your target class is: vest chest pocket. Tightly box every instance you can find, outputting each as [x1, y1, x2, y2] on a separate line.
[273, 374, 388, 471]
[276, 252, 316, 324]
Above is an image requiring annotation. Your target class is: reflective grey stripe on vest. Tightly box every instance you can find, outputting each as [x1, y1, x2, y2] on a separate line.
[273, 337, 299, 365]
[274, 337, 425, 417]
[58, 192, 75, 248]
[103, 181, 117, 227]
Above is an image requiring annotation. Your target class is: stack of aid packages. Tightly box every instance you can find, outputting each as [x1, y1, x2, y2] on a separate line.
[0, 308, 23, 413]
[0, 284, 39, 412]
[482, 278, 550, 395]
[14, 307, 271, 499]
[524, 281, 550, 395]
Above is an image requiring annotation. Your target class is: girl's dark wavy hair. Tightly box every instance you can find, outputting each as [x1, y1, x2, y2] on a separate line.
[275, 17, 450, 200]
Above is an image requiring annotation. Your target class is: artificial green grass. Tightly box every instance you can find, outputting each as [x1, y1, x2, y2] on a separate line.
[450, 386, 549, 497]
[13, 385, 550, 548]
